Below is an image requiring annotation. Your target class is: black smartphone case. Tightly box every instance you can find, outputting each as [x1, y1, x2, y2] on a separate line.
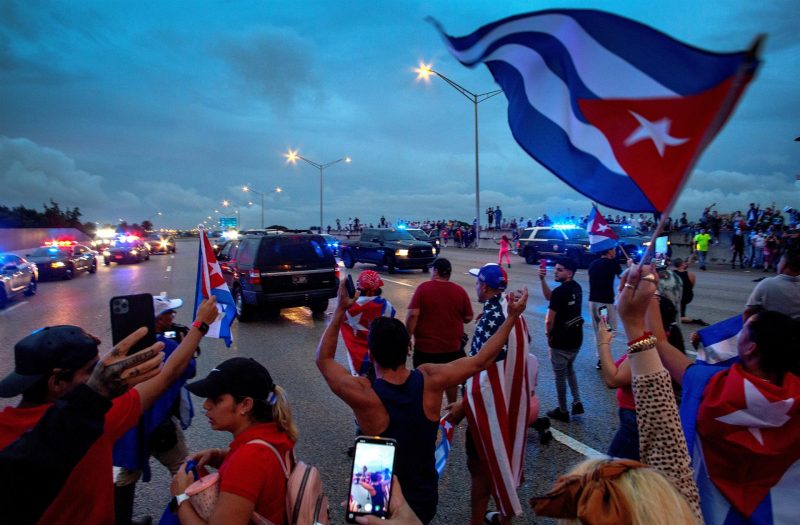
[110, 293, 156, 354]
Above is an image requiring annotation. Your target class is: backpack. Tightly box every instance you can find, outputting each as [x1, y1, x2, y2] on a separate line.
[254, 440, 330, 525]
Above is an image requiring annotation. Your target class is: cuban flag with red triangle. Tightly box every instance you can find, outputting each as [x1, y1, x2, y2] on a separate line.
[587, 205, 618, 253]
[194, 228, 236, 347]
[432, 9, 760, 213]
[682, 361, 800, 524]
[339, 296, 395, 377]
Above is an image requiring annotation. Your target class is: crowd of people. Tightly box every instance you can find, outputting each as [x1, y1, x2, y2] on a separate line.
[1, 243, 798, 524]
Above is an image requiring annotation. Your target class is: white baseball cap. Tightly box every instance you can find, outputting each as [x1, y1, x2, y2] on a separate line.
[153, 295, 183, 317]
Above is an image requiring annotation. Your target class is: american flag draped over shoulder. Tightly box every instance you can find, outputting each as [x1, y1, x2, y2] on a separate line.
[681, 359, 800, 524]
[464, 297, 530, 516]
[194, 228, 237, 346]
[433, 9, 760, 213]
[340, 296, 395, 376]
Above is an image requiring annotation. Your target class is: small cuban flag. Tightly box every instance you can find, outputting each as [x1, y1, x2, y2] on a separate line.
[434, 417, 454, 478]
[587, 206, 618, 253]
[194, 227, 236, 347]
[697, 315, 743, 364]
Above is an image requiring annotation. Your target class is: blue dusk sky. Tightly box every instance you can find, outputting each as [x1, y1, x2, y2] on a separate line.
[1, 0, 798, 229]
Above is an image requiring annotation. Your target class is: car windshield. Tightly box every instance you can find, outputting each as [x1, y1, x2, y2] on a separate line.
[563, 228, 589, 240]
[406, 230, 428, 241]
[31, 247, 68, 257]
[381, 230, 415, 241]
[611, 225, 638, 237]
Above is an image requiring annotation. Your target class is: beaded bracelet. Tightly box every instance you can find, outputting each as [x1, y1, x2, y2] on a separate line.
[628, 336, 657, 354]
[627, 332, 653, 346]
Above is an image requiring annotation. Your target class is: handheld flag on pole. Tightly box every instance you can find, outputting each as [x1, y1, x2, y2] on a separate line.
[432, 9, 761, 213]
[587, 206, 618, 253]
[194, 227, 236, 346]
[340, 295, 395, 377]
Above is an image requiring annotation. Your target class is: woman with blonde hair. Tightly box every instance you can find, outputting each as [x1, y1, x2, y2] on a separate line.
[533, 264, 703, 524]
[169, 357, 297, 525]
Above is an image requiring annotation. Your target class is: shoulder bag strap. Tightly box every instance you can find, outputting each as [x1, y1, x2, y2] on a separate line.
[245, 439, 290, 479]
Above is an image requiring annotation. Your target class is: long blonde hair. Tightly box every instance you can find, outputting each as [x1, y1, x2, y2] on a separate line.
[271, 385, 298, 442]
[558, 459, 697, 525]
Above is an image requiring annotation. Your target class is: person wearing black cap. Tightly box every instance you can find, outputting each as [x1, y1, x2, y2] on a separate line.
[0, 297, 219, 525]
[539, 258, 585, 423]
[0, 328, 165, 525]
[169, 357, 297, 525]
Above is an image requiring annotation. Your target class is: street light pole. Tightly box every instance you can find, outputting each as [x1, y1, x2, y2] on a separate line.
[242, 186, 265, 228]
[285, 150, 350, 232]
[416, 63, 502, 245]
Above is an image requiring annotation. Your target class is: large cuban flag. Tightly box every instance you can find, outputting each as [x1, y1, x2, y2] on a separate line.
[681, 358, 800, 524]
[433, 10, 760, 212]
[340, 296, 395, 377]
[587, 205, 618, 253]
[194, 228, 236, 346]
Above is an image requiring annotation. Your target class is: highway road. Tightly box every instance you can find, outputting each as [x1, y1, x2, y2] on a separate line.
[0, 239, 759, 523]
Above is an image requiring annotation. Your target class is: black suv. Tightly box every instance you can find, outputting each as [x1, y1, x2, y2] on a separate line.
[339, 228, 437, 273]
[216, 233, 339, 322]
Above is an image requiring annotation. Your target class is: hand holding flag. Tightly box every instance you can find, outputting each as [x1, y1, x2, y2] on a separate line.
[587, 205, 618, 253]
[194, 227, 237, 347]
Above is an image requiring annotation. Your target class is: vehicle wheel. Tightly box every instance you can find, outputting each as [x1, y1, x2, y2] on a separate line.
[386, 256, 397, 274]
[310, 299, 329, 315]
[104, 258, 110, 266]
[0, 290, 7, 309]
[63, 265, 74, 280]
[88, 261, 97, 274]
[23, 278, 37, 296]
[234, 287, 255, 322]
[342, 251, 355, 269]
[525, 251, 538, 265]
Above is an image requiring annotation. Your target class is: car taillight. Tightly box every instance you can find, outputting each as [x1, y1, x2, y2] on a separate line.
[335, 266, 341, 280]
[248, 268, 261, 285]
[516, 241, 520, 249]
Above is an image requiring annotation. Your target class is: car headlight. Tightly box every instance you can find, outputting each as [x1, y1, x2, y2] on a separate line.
[642, 241, 651, 246]
[51, 261, 66, 268]
[396, 249, 409, 257]
[130, 250, 138, 255]
[159, 242, 167, 248]
[103, 250, 111, 256]
[433, 247, 438, 254]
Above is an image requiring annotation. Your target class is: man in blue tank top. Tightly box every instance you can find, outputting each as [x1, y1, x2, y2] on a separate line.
[317, 280, 529, 523]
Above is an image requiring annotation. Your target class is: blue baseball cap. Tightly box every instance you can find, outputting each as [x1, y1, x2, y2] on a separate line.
[469, 263, 508, 291]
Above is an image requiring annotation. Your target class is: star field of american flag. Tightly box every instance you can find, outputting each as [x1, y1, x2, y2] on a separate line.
[470, 295, 507, 361]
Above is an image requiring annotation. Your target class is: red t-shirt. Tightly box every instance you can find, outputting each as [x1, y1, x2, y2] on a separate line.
[219, 422, 295, 525]
[0, 389, 141, 525]
[614, 354, 635, 410]
[408, 280, 473, 353]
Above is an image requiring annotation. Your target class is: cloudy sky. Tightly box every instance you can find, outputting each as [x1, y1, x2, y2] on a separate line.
[1, 0, 799, 230]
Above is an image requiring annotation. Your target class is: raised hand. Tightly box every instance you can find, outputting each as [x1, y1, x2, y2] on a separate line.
[506, 287, 529, 318]
[86, 327, 165, 399]
[195, 296, 219, 325]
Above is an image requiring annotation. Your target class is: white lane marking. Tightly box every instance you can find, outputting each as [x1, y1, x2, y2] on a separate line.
[166, 266, 172, 272]
[1, 301, 27, 314]
[549, 428, 606, 458]
[382, 278, 413, 288]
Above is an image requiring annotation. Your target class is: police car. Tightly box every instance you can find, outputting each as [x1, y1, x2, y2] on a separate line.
[102, 235, 151, 265]
[26, 241, 97, 280]
[516, 226, 594, 267]
[0, 253, 38, 308]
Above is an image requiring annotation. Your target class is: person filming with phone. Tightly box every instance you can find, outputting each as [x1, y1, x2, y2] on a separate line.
[0, 297, 219, 525]
[317, 280, 529, 524]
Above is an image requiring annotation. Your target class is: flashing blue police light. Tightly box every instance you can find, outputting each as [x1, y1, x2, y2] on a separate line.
[396, 224, 407, 229]
[553, 224, 578, 230]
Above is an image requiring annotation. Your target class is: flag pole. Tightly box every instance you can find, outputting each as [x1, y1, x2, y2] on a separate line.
[637, 34, 764, 267]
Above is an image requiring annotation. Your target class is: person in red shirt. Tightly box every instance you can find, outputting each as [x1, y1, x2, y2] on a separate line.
[170, 357, 297, 525]
[0, 297, 219, 525]
[405, 258, 474, 403]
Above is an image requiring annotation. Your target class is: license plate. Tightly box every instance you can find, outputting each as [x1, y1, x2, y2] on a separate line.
[292, 275, 308, 284]
[115, 256, 122, 259]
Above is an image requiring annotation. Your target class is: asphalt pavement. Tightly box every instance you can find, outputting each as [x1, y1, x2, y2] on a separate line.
[0, 239, 760, 523]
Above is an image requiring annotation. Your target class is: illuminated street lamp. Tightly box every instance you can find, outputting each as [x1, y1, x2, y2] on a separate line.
[242, 185, 265, 228]
[415, 61, 503, 241]
[285, 149, 350, 232]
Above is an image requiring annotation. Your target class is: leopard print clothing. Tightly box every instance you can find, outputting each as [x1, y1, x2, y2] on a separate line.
[632, 369, 703, 523]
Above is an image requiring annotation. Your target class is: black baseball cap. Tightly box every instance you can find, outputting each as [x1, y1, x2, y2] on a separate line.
[186, 357, 274, 400]
[0, 326, 100, 398]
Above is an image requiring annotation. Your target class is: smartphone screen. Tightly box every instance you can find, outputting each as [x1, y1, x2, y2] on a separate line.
[110, 293, 156, 354]
[345, 274, 356, 298]
[346, 437, 397, 523]
[539, 259, 547, 271]
[598, 306, 611, 330]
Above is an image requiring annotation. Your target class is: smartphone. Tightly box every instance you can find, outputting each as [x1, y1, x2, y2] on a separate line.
[346, 436, 397, 523]
[539, 259, 547, 272]
[598, 305, 612, 331]
[345, 274, 356, 298]
[110, 293, 156, 354]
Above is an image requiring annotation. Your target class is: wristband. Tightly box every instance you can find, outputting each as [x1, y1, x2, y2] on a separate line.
[169, 493, 190, 513]
[627, 332, 653, 346]
[628, 336, 657, 354]
[192, 320, 209, 335]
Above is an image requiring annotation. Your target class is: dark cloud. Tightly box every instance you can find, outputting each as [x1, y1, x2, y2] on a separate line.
[218, 27, 320, 111]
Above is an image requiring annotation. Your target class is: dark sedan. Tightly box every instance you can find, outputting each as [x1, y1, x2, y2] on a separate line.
[0, 253, 38, 308]
[103, 240, 150, 265]
[27, 244, 97, 280]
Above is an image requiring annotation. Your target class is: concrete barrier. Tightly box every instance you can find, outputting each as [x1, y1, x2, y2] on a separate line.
[0, 228, 92, 253]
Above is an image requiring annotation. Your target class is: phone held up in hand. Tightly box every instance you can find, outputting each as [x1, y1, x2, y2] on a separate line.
[345, 274, 356, 299]
[346, 436, 397, 523]
[598, 305, 612, 331]
[540, 259, 547, 272]
[110, 293, 156, 354]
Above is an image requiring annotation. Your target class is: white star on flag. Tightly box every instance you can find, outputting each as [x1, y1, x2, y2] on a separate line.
[345, 311, 367, 335]
[596, 223, 610, 233]
[623, 111, 689, 156]
[207, 261, 223, 280]
[715, 379, 794, 445]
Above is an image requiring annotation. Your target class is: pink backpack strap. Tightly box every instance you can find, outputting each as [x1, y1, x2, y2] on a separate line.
[246, 439, 289, 479]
